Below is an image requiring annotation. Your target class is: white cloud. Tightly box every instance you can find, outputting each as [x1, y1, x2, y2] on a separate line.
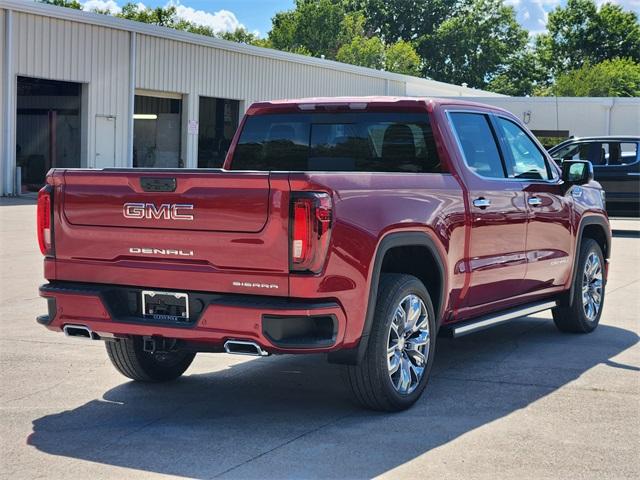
[507, 0, 639, 36]
[81, 1, 244, 34]
[167, 1, 243, 33]
[506, 0, 559, 34]
[82, 0, 122, 14]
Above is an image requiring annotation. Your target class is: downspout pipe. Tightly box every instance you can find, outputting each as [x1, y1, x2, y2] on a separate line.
[127, 31, 136, 168]
[3, 10, 15, 195]
[603, 98, 615, 135]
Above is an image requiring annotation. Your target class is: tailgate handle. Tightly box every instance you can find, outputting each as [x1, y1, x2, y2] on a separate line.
[140, 177, 177, 192]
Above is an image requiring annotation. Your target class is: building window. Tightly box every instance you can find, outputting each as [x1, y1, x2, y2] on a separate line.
[133, 95, 182, 168]
[198, 97, 240, 168]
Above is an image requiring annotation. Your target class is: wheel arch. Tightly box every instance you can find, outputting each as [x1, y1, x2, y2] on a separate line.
[329, 231, 447, 365]
[567, 215, 611, 306]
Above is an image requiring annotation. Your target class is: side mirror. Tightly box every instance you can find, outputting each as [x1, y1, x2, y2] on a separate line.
[562, 160, 593, 186]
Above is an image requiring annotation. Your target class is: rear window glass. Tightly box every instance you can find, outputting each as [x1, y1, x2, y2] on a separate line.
[230, 112, 442, 173]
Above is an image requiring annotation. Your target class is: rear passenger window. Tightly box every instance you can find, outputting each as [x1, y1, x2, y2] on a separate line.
[604, 142, 638, 166]
[553, 141, 639, 166]
[449, 113, 505, 178]
[495, 117, 550, 180]
[231, 112, 441, 173]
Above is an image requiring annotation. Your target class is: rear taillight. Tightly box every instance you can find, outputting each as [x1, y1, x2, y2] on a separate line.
[37, 186, 54, 256]
[290, 193, 332, 273]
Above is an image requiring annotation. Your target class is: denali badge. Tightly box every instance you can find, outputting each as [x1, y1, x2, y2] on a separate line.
[129, 247, 194, 256]
[232, 281, 279, 290]
[123, 202, 194, 220]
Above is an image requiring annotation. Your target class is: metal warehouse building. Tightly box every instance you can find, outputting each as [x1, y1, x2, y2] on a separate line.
[0, 0, 499, 196]
[2, 1, 638, 197]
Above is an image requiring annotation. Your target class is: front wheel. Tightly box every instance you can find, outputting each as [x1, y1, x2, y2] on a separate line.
[105, 337, 195, 382]
[552, 238, 605, 333]
[347, 274, 436, 411]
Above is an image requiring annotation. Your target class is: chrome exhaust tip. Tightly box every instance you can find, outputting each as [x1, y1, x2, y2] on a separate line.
[63, 324, 100, 340]
[224, 340, 269, 357]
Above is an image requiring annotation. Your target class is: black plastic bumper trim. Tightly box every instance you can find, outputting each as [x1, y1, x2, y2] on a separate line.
[39, 281, 340, 329]
[262, 314, 338, 349]
[36, 297, 57, 325]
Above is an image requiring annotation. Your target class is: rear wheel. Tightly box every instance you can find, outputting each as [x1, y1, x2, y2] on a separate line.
[552, 238, 605, 333]
[105, 337, 195, 382]
[347, 274, 436, 411]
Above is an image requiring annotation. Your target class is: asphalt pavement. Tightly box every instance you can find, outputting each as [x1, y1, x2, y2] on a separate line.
[1, 198, 638, 479]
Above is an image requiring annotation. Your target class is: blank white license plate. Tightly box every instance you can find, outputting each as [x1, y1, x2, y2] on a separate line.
[141, 290, 189, 321]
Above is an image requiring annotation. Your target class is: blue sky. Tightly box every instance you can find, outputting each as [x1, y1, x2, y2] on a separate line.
[151, 0, 296, 36]
[81, 1, 639, 37]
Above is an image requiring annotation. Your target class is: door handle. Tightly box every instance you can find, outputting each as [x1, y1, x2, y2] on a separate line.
[528, 196, 542, 207]
[473, 197, 491, 209]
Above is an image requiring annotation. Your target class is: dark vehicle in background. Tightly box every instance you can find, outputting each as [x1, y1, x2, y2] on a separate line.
[549, 136, 640, 215]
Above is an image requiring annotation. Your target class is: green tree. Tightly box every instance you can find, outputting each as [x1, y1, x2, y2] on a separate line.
[219, 28, 275, 48]
[38, 0, 82, 9]
[552, 58, 640, 97]
[90, 8, 115, 15]
[346, 0, 457, 42]
[219, 28, 258, 45]
[384, 40, 421, 76]
[337, 11, 367, 46]
[117, 3, 180, 28]
[116, 3, 221, 37]
[536, 0, 640, 75]
[419, 0, 528, 89]
[488, 50, 546, 96]
[336, 35, 386, 70]
[336, 36, 422, 75]
[268, 0, 353, 59]
[267, 1, 425, 75]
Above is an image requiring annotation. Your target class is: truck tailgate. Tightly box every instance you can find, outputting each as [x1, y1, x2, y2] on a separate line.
[63, 170, 270, 232]
[51, 170, 291, 295]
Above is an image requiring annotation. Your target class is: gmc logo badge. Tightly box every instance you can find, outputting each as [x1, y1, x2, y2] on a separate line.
[123, 203, 194, 220]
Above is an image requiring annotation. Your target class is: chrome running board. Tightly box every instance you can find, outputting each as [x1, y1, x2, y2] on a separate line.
[450, 300, 557, 337]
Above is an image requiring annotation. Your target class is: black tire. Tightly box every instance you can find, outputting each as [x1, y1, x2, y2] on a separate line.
[105, 337, 195, 382]
[552, 238, 605, 333]
[347, 274, 437, 412]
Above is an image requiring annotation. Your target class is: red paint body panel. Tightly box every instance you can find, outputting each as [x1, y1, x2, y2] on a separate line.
[287, 172, 465, 347]
[50, 171, 292, 297]
[63, 170, 272, 233]
[38, 97, 611, 355]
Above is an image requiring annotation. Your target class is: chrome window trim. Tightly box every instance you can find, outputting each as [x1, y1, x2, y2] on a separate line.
[445, 109, 561, 185]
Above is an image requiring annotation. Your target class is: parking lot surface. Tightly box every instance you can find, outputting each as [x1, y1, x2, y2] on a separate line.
[1, 198, 638, 480]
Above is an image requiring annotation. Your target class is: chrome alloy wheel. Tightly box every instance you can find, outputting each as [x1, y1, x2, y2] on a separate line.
[387, 294, 430, 395]
[582, 252, 603, 321]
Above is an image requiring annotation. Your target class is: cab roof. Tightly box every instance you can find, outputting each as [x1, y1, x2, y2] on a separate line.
[246, 96, 512, 116]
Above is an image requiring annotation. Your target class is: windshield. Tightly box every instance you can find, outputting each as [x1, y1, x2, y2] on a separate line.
[230, 112, 442, 173]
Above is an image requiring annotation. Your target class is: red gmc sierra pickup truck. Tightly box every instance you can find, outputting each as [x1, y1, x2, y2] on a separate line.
[37, 97, 611, 411]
